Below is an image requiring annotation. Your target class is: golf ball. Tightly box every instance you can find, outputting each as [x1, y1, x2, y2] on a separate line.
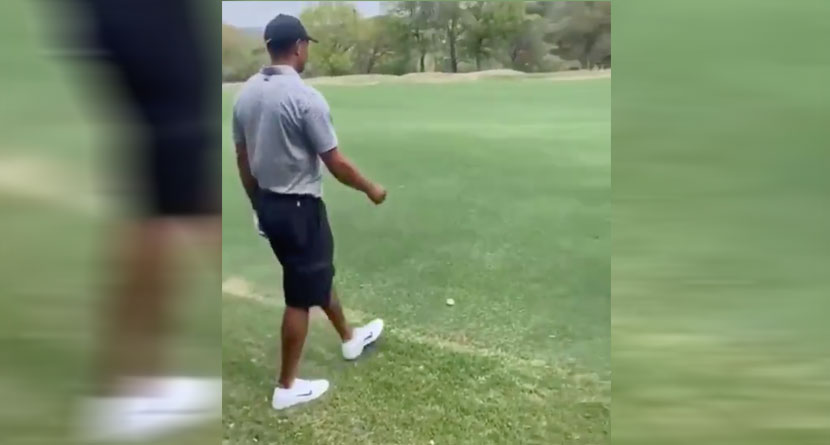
[446, 298, 455, 306]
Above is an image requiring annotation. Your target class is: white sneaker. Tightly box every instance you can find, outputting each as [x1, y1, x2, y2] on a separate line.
[271, 378, 330, 410]
[342, 319, 384, 360]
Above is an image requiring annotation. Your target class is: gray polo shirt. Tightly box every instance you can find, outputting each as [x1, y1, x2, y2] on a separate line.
[232, 65, 338, 197]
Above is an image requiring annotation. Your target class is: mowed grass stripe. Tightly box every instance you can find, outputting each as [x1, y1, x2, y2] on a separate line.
[222, 277, 608, 387]
[223, 293, 608, 445]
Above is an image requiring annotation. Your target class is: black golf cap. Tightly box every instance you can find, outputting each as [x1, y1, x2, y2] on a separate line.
[264, 14, 317, 51]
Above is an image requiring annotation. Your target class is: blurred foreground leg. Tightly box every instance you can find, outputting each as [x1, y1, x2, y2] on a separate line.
[97, 219, 175, 395]
[72, 0, 220, 441]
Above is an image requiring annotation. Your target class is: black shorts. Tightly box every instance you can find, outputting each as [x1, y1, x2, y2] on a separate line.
[80, 0, 219, 216]
[256, 190, 335, 309]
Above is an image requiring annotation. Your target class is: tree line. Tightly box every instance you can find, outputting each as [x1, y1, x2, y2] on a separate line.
[222, 1, 610, 81]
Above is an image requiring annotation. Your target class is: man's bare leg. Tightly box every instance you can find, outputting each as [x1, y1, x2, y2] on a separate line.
[328, 288, 385, 361]
[278, 306, 310, 388]
[97, 219, 175, 396]
[322, 288, 353, 342]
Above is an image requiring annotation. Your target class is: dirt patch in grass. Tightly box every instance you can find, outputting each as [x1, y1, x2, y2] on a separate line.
[0, 155, 100, 214]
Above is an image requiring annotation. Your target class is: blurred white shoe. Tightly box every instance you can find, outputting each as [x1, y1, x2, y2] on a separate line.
[342, 319, 384, 360]
[79, 376, 221, 442]
[272, 378, 330, 410]
[149, 376, 222, 414]
[80, 396, 214, 442]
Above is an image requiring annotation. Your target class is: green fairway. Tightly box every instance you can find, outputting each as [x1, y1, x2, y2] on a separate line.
[222, 77, 610, 444]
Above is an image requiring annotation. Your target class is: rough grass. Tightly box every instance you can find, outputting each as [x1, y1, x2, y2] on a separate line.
[222, 78, 610, 444]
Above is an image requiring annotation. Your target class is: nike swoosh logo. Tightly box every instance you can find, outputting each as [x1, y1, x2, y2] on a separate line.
[364, 332, 373, 342]
[297, 391, 313, 397]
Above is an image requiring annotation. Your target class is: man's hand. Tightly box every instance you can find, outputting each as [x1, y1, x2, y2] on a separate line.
[366, 184, 387, 205]
[236, 142, 260, 209]
[253, 213, 267, 238]
[320, 148, 386, 205]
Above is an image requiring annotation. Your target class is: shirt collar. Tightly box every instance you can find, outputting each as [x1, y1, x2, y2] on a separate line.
[261, 65, 299, 77]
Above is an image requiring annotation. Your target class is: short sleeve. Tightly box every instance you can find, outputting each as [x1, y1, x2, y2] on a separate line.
[232, 107, 245, 145]
[303, 92, 338, 154]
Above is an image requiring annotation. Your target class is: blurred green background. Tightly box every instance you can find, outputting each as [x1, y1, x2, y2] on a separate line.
[612, 1, 830, 444]
[0, 0, 220, 443]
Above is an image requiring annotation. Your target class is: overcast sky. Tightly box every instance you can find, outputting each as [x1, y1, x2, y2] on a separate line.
[222, 1, 383, 28]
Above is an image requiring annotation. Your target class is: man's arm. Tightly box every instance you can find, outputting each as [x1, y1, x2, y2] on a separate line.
[320, 148, 386, 205]
[235, 142, 259, 209]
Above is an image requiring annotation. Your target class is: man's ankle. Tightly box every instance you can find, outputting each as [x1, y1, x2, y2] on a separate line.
[277, 377, 294, 389]
[342, 327, 354, 343]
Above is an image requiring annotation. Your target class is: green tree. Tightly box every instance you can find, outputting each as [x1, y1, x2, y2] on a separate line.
[354, 15, 406, 74]
[502, 13, 550, 72]
[435, 1, 463, 72]
[300, 3, 362, 76]
[222, 23, 264, 81]
[393, 1, 438, 72]
[221, 1, 612, 79]
[459, 1, 524, 71]
[526, 1, 611, 69]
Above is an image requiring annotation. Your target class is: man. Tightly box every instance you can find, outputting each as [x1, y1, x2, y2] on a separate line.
[233, 14, 387, 410]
